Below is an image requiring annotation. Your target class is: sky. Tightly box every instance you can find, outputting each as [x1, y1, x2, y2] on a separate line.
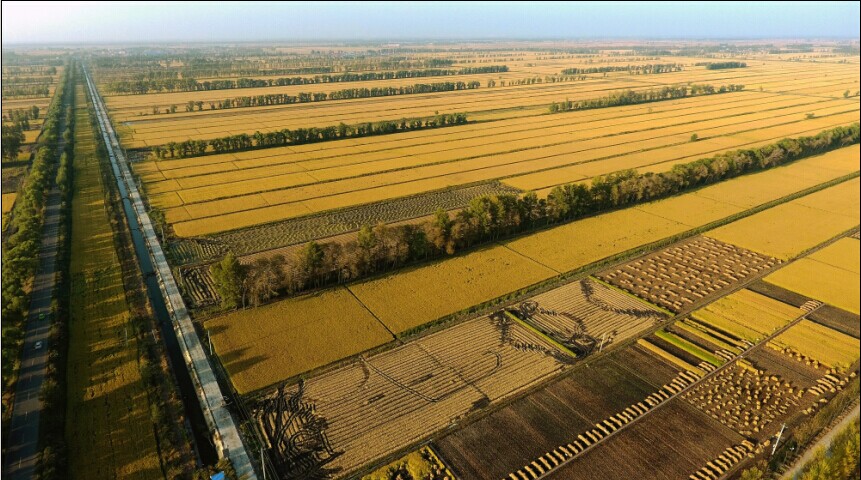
[2, 1, 859, 44]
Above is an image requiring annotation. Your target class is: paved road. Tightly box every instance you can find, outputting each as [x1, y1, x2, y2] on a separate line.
[781, 403, 860, 480]
[4, 119, 67, 478]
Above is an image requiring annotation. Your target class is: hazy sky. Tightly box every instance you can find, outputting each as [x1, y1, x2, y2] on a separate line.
[2, 1, 859, 44]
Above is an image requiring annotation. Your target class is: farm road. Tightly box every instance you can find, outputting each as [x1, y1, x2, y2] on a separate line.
[780, 403, 859, 480]
[3, 109, 67, 480]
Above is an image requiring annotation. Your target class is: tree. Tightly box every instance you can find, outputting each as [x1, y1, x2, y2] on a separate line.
[210, 253, 245, 309]
[690, 133, 698, 142]
[844, 90, 850, 98]
[246, 256, 284, 307]
[425, 208, 454, 254]
[294, 241, 325, 289]
[1, 124, 25, 161]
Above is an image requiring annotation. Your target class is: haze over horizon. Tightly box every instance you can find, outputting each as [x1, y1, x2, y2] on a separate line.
[2, 1, 859, 45]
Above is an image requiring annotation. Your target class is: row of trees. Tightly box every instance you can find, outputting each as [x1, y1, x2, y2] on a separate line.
[36, 66, 76, 480]
[696, 61, 748, 70]
[2, 84, 51, 98]
[209, 123, 860, 309]
[1, 63, 69, 399]
[561, 63, 683, 75]
[107, 65, 506, 94]
[155, 80, 481, 115]
[4, 105, 40, 122]
[791, 417, 859, 480]
[152, 113, 468, 158]
[549, 83, 745, 113]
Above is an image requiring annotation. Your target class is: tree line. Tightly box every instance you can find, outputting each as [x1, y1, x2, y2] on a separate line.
[561, 63, 683, 75]
[107, 66, 506, 94]
[36, 65, 76, 480]
[696, 61, 747, 70]
[549, 83, 745, 113]
[2, 84, 51, 98]
[154, 80, 481, 115]
[1, 63, 69, 401]
[208, 122, 860, 309]
[152, 113, 468, 158]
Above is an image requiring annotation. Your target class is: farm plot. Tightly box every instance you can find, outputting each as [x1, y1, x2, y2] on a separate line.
[66, 87, 162, 478]
[163, 115, 861, 236]
[433, 353, 663, 480]
[597, 236, 782, 312]
[542, 399, 743, 480]
[169, 181, 518, 265]
[763, 237, 860, 314]
[206, 150, 856, 397]
[138, 89, 798, 186]
[807, 305, 861, 339]
[154, 95, 859, 233]
[255, 314, 569, 478]
[505, 207, 690, 273]
[769, 319, 860, 371]
[516, 278, 668, 353]
[2, 192, 16, 213]
[206, 287, 394, 394]
[707, 177, 861, 260]
[348, 244, 556, 334]
[690, 289, 803, 343]
[682, 362, 803, 438]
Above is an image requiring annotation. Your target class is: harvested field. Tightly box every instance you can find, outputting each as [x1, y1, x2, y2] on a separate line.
[597, 236, 782, 312]
[543, 399, 743, 480]
[691, 289, 802, 343]
[433, 354, 662, 480]
[515, 278, 667, 354]
[707, 177, 861, 260]
[256, 314, 569, 478]
[683, 362, 802, 438]
[178, 265, 219, 308]
[769, 319, 861, 371]
[747, 279, 811, 308]
[206, 288, 394, 394]
[347, 245, 556, 334]
[763, 237, 860, 314]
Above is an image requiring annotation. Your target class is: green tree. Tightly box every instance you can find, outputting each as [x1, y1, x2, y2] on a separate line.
[210, 253, 245, 309]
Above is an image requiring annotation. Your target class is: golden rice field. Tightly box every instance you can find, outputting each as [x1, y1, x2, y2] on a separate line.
[2, 193, 16, 213]
[160, 96, 859, 236]
[348, 245, 556, 334]
[690, 289, 802, 343]
[770, 319, 860, 370]
[764, 238, 861, 314]
[707, 177, 860, 260]
[109, 55, 861, 239]
[206, 287, 394, 394]
[205, 149, 859, 387]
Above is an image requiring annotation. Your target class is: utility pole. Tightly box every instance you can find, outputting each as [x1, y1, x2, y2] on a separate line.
[772, 423, 787, 456]
[261, 445, 266, 480]
[598, 332, 607, 352]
